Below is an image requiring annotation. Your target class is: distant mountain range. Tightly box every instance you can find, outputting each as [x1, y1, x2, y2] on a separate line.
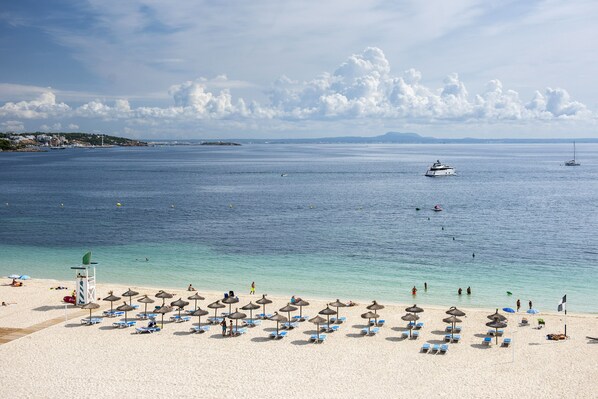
[151, 131, 598, 145]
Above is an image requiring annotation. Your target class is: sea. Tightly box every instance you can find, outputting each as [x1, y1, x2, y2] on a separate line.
[0, 143, 596, 313]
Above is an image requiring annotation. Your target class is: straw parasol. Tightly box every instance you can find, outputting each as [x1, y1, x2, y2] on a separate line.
[222, 296, 239, 314]
[361, 311, 379, 335]
[318, 306, 337, 331]
[227, 308, 247, 334]
[269, 312, 288, 335]
[405, 304, 424, 316]
[154, 305, 173, 327]
[309, 315, 326, 342]
[208, 300, 225, 320]
[487, 309, 507, 322]
[116, 302, 135, 323]
[155, 290, 174, 306]
[367, 300, 385, 316]
[280, 303, 298, 328]
[121, 288, 139, 306]
[138, 295, 155, 317]
[241, 302, 260, 323]
[256, 294, 272, 319]
[191, 308, 209, 332]
[446, 306, 466, 317]
[329, 299, 347, 323]
[188, 292, 205, 311]
[81, 302, 100, 321]
[294, 299, 310, 320]
[443, 315, 462, 340]
[103, 292, 121, 313]
[486, 317, 508, 345]
[401, 313, 419, 337]
[171, 298, 190, 318]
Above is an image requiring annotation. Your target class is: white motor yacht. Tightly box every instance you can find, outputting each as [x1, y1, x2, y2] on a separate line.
[425, 160, 455, 176]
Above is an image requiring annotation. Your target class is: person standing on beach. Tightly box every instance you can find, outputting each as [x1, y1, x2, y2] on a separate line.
[516, 299, 521, 312]
[220, 319, 227, 336]
[250, 282, 255, 295]
[229, 320, 234, 337]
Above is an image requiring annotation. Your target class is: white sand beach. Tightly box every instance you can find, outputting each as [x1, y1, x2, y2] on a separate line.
[0, 278, 596, 398]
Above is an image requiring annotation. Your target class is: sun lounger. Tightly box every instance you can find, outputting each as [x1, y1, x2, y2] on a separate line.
[320, 325, 340, 333]
[257, 313, 273, 319]
[421, 343, 430, 352]
[431, 344, 440, 353]
[488, 329, 504, 336]
[269, 331, 288, 339]
[292, 315, 309, 322]
[444, 334, 453, 342]
[446, 325, 462, 333]
[415, 322, 424, 329]
[136, 313, 158, 320]
[81, 317, 102, 325]
[244, 319, 262, 327]
[361, 327, 380, 336]
[170, 315, 191, 323]
[483, 337, 492, 345]
[402, 331, 410, 339]
[208, 317, 224, 324]
[452, 334, 461, 343]
[310, 334, 327, 343]
[103, 310, 124, 318]
[330, 316, 346, 324]
[411, 331, 420, 339]
[502, 338, 512, 347]
[282, 322, 299, 329]
[189, 325, 210, 333]
[440, 344, 449, 354]
[113, 320, 136, 328]
[135, 326, 161, 334]
[232, 327, 248, 336]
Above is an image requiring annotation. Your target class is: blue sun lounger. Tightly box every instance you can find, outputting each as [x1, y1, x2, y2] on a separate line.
[232, 327, 248, 336]
[361, 327, 380, 336]
[103, 310, 124, 318]
[170, 315, 191, 323]
[370, 319, 385, 326]
[320, 325, 340, 333]
[483, 337, 492, 345]
[330, 316, 346, 324]
[189, 325, 210, 333]
[113, 320, 136, 328]
[292, 315, 309, 322]
[269, 331, 288, 339]
[440, 344, 449, 354]
[502, 338, 512, 347]
[446, 325, 462, 333]
[208, 317, 224, 324]
[411, 331, 420, 339]
[282, 322, 299, 329]
[257, 313, 273, 319]
[431, 344, 440, 353]
[402, 331, 410, 339]
[135, 326, 161, 334]
[81, 317, 102, 325]
[421, 343, 431, 352]
[310, 334, 327, 343]
[488, 329, 504, 336]
[244, 319, 262, 327]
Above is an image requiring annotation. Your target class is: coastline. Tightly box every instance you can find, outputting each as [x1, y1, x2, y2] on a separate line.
[0, 278, 596, 398]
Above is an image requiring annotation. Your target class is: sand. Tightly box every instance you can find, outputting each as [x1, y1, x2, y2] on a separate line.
[0, 278, 596, 398]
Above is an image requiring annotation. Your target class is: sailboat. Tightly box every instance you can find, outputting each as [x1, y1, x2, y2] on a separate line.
[565, 142, 580, 166]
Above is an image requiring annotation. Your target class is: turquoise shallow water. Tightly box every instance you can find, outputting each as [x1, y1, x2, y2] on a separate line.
[0, 144, 596, 312]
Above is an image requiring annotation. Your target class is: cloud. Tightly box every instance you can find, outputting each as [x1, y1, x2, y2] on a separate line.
[1, 120, 24, 132]
[0, 47, 594, 133]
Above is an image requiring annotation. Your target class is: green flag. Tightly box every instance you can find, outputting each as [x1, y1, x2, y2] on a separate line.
[82, 251, 92, 265]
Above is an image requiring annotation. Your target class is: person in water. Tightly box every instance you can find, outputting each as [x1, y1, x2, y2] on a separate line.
[250, 282, 255, 295]
[458, 288, 462, 295]
[529, 300, 533, 310]
[516, 299, 521, 312]
[424, 282, 428, 291]
[187, 284, 196, 291]
[412, 286, 417, 295]
[467, 286, 471, 295]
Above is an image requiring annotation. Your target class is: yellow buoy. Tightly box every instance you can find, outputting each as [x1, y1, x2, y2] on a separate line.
[116, 202, 122, 207]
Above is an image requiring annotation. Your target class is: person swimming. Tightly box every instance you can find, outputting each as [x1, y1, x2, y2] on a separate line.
[412, 286, 417, 295]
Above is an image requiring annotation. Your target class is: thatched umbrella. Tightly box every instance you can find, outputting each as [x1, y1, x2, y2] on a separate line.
[155, 290, 174, 306]
[116, 302, 135, 323]
[188, 292, 205, 311]
[137, 295, 155, 317]
[227, 308, 247, 334]
[154, 305, 172, 327]
[241, 302, 260, 323]
[171, 298, 190, 318]
[103, 292, 121, 313]
[208, 300, 225, 320]
[121, 288, 139, 306]
[81, 302, 100, 322]
[367, 300, 385, 317]
[446, 306, 466, 317]
[222, 296, 239, 314]
[443, 315, 462, 340]
[329, 299, 347, 323]
[294, 299, 310, 320]
[486, 317, 508, 345]
[401, 313, 419, 337]
[318, 306, 337, 330]
[280, 303, 298, 328]
[309, 315, 326, 341]
[405, 304, 424, 317]
[487, 309, 507, 322]
[191, 308, 209, 332]
[361, 311, 379, 335]
[256, 294, 272, 319]
[269, 312, 288, 335]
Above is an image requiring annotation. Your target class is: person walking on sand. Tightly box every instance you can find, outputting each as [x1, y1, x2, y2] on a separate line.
[516, 299, 521, 312]
[250, 281, 255, 295]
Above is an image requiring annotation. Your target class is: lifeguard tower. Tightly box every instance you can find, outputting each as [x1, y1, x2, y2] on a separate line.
[71, 251, 97, 306]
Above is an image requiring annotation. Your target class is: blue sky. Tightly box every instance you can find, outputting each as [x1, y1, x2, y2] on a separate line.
[1, 0, 597, 139]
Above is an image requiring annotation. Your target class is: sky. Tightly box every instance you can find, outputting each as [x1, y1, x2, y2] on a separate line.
[1, 0, 597, 139]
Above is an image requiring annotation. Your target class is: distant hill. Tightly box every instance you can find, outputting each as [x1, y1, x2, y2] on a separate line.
[0, 132, 146, 151]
